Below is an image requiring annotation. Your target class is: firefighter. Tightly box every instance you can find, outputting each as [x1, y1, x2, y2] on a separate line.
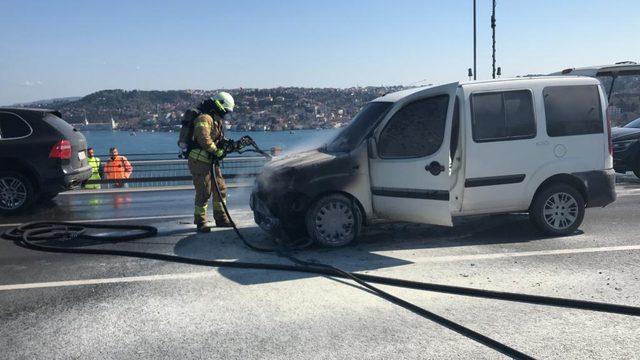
[84, 147, 102, 189]
[188, 92, 235, 232]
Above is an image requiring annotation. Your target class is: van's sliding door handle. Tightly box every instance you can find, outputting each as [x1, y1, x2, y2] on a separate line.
[426, 161, 445, 176]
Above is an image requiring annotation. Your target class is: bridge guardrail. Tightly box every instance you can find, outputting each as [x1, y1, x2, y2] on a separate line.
[84, 153, 268, 188]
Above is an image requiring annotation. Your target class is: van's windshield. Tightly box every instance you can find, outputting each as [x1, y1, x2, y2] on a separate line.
[323, 101, 392, 153]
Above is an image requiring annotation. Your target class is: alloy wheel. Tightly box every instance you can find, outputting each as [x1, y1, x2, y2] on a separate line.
[0, 176, 28, 210]
[543, 192, 579, 230]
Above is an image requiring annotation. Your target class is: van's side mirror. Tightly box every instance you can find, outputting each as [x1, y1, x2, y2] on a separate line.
[367, 137, 378, 159]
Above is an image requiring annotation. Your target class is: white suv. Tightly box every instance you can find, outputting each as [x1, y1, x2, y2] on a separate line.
[251, 76, 616, 246]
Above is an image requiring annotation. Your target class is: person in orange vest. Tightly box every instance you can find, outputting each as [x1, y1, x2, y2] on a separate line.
[104, 147, 133, 188]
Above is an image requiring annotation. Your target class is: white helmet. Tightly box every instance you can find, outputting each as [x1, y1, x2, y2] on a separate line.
[212, 91, 235, 113]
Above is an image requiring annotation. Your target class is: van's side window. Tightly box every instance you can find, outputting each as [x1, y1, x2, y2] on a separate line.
[0, 113, 32, 140]
[378, 95, 449, 158]
[471, 90, 536, 142]
[543, 85, 603, 137]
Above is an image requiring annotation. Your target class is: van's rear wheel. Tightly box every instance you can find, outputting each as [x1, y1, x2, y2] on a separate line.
[305, 194, 362, 247]
[0, 171, 34, 214]
[530, 183, 585, 236]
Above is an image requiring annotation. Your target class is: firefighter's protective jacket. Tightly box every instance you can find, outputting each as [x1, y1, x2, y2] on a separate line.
[189, 114, 224, 163]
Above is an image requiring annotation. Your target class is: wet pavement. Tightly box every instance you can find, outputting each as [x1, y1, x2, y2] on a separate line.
[1, 179, 640, 359]
[0, 186, 252, 226]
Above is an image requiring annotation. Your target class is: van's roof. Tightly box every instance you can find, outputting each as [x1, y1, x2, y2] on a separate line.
[374, 76, 600, 102]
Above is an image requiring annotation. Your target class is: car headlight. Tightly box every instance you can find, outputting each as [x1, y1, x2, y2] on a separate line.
[613, 139, 638, 152]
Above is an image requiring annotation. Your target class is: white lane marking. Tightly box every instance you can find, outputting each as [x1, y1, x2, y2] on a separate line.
[0, 214, 192, 228]
[0, 271, 219, 291]
[3, 243, 640, 291]
[403, 244, 640, 263]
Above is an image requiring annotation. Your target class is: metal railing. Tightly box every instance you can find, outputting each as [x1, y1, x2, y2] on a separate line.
[84, 153, 269, 188]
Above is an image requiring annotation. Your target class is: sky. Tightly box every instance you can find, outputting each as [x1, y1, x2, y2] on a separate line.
[0, 0, 639, 105]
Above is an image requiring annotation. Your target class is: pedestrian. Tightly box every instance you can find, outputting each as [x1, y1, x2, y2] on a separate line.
[188, 92, 235, 232]
[104, 147, 133, 188]
[83, 147, 102, 189]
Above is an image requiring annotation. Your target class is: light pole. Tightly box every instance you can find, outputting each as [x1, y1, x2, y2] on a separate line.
[473, 0, 477, 80]
[491, 0, 497, 79]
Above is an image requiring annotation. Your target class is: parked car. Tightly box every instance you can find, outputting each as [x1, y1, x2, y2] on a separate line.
[611, 121, 640, 177]
[0, 108, 92, 214]
[621, 117, 640, 129]
[251, 76, 616, 246]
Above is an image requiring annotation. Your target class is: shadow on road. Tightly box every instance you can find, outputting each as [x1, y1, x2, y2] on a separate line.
[172, 213, 576, 286]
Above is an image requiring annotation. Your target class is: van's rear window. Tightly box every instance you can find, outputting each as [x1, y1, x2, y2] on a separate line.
[543, 85, 603, 137]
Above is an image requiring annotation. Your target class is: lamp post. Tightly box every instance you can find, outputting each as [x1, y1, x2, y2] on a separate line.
[491, 0, 497, 79]
[473, 0, 477, 80]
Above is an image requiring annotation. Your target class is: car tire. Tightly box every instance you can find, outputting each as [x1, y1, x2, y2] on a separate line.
[0, 171, 35, 214]
[530, 183, 585, 236]
[305, 194, 362, 247]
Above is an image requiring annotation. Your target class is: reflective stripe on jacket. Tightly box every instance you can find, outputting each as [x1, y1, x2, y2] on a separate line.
[104, 155, 133, 180]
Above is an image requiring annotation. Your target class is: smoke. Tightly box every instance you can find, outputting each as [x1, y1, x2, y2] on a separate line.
[278, 129, 338, 157]
[225, 129, 338, 219]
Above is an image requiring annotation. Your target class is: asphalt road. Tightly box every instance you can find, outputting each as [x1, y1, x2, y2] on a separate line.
[1, 179, 640, 359]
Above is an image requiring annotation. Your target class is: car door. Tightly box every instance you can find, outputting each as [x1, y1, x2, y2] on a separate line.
[461, 85, 540, 212]
[368, 83, 457, 226]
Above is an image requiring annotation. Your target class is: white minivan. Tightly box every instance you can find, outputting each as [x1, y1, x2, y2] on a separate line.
[251, 76, 616, 246]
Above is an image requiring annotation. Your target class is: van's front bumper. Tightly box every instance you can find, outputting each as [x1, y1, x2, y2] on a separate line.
[250, 191, 280, 234]
[573, 169, 616, 208]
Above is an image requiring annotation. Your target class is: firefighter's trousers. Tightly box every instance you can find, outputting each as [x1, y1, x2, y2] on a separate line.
[188, 158, 229, 226]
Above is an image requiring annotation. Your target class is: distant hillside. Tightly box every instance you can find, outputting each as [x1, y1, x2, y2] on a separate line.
[33, 87, 407, 131]
[13, 96, 82, 107]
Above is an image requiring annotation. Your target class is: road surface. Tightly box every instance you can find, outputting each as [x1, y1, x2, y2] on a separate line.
[1, 180, 640, 359]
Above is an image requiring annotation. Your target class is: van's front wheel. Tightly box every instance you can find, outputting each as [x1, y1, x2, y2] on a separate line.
[305, 194, 362, 247]
[530, 184, 585, 236]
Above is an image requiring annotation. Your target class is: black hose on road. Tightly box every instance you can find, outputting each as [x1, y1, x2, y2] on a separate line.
[4, 210, 639, 358]
[6, 218, 640, 360]
[4, 221, 533, 359]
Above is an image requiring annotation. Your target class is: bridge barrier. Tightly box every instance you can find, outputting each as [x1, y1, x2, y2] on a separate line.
[85, 153, 268, 189]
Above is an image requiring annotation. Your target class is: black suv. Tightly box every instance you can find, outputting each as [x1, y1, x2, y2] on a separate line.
[0, 108, 92, 214]
[612, 118, 640, 178]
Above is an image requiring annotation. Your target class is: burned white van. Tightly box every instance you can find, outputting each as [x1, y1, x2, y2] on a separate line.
[251, 77, 616, 246]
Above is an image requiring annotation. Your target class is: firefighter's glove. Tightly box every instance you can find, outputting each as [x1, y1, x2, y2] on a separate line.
[214, 148, 225, 159]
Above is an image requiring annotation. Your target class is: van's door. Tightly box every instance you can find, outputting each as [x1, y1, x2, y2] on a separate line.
[460, 85, 541, 213]
[368, 83, 457, 226]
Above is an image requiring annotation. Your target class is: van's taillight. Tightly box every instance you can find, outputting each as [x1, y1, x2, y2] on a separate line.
[49, 140, 72, 159]
[606, 110, 613, 155]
